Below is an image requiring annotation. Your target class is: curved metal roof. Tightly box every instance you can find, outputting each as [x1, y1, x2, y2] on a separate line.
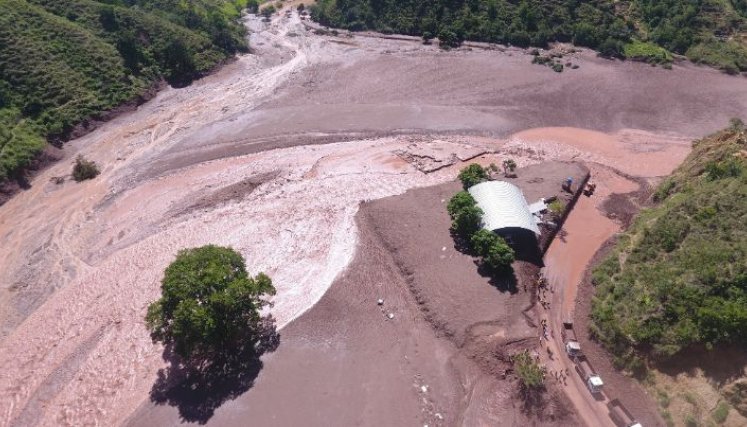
[468, 181, 540, 235]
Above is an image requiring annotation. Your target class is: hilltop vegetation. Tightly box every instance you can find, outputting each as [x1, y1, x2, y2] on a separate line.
[311, 0, 747, 70]
[590, 123, 747, 372]
[0, 0, 250, 181]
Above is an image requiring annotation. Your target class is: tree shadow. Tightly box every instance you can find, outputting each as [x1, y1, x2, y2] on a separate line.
[519, 384, 548, 416]
[476, 261, 519, 294]
[149, 315, 280, 424]
[654, 344, 747, 387]
[449, 229, 473, 254]
[450, 229, 520, 294]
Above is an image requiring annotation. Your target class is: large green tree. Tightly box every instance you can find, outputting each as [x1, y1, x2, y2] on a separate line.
[458, 163, 489, 189]
[146, 245, 276, 360]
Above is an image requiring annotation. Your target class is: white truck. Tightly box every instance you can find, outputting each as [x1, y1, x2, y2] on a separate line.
[562, 320, 582, 356]
[574, 355, 604, 394]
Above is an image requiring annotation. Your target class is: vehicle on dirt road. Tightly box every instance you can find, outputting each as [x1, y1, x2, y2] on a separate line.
[574, 355, 604, 394]
[562, 320, 582, 356]
[607, 399, 642, 427]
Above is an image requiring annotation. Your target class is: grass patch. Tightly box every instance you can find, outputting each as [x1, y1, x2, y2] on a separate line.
[712, 401, 730, 424]
[624, 40, 673, 64]
[548, 199, 566, 215]
[687, 38, 747, 74]
[658, 389, 672, 408]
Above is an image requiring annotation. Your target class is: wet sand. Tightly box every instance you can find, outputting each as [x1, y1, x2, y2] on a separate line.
[0, 7, 731, 426]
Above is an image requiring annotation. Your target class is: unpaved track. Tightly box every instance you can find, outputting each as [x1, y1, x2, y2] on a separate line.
[0, 8, 742, 427]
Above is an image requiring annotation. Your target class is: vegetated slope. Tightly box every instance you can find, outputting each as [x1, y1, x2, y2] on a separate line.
[311, 0, 747, 70]
[0, 0, 251, 181]
[590, 123, 747, 372]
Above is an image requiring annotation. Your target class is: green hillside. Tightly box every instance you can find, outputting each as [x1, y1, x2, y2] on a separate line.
[590, 122, 747, 371]
[311, 0, 747, 70]
[0, 0, 250, 181]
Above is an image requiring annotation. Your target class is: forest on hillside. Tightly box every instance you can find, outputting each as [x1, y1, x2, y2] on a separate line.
[0, 0, 252, 182]
[590, 122, 747, 376]
[311, 0, 747, 71]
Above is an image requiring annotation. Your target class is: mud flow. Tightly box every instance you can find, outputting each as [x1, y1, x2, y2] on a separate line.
[0, 8, 742, 427]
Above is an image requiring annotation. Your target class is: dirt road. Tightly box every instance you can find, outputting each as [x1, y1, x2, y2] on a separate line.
[536, 129, 690, 427]
[0, 7, 738, 426]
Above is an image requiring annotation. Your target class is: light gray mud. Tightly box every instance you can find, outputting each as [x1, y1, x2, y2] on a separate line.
[148, 30, 747, 178]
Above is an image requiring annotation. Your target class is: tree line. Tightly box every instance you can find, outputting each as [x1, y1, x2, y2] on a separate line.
[311, 0, 747, 70]
[0, 0, 250, 182]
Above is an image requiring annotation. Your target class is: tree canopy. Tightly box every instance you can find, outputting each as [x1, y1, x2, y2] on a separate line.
[447, 188, 515, 272]
[471, 229, 515, 271]
[310, 0, 747, 71]
[458, 163, 489, 189]
[0, 0, 250, 181]
[514, 349, 544, 390]
[146, 245, 276, 360]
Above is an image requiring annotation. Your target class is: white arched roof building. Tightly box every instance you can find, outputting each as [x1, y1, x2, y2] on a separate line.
[468, 181, 540, 235]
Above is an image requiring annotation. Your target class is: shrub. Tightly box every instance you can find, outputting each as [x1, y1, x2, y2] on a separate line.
[470, 229, 496, 255]
[598, 37, 625, 58]
[447, 191, 477, 219]
[72, 155, 100, 182]
[146, 245, 276, 360]
[730, 118, 745, 133]
[502, 159, 517, 176]
[247, 0, 260, 13]
[661, 410, 675, 427]
[705, 159, 743, 181]
[458, 163, 488, 189]
[470, 229, 515, 271]
[548, 199, 565, 215]
[657, 390, 671, 408]
[654, 178, 676, 201]
[451, 205, 483, 237]
[483, 237, 515, 271]
[532, 55, 552, 65]
[551, 62, 564, 72]
[513, 350, 544, 390]
[422, 31, 433, 44]
[712, 401, 730, 424]
[438, 29, 460, 48]
[261, 5, 276, 19]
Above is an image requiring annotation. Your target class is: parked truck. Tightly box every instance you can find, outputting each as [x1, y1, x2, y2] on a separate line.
[562, 320, 582, 356]
[574, 355, 604, 394]
[607, 399, 642, 427]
